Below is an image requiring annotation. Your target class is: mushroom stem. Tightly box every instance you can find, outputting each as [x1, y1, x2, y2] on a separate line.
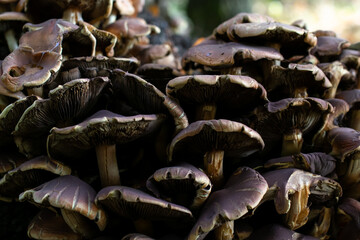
[61, 208, 98, 238]
[204, 149, 225, 189]
[26, 87, 44, 98]
[281, 129, 303, 156]
[285, 185, 310, 230]
[214, 220, 234, 240]
[221, 66, 242, 75]
[196, 104, 217, 120]
[62, 8, 84, 24]
[349, 109, 360, 131]
[102, 9, 118, 27]
[294, 87, 308, 98]
[79, 23, 97, 57]
[95, 144, 121, 187]
[4, 29, 18, 53]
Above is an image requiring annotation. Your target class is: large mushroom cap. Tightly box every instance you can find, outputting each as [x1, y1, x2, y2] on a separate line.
[187, 167, 268, 240]
[169, 119, 264, 164]
[95, 185, 193, 222]
[19, 175, 107, 235]
[248, 224, 319, 240]
[166, 74, 268, 121]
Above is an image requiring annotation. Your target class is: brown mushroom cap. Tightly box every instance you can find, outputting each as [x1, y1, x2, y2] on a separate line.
[264, 152, 337, 177]
[187, 167, 268, 240]
[1, 46, 62, 93]
[19, 175, 107, 236]
[310, 36, 351, 62]
[248, 224, 319, 240]
[182, 42, 283, 71]
[266, 63, 332, 100]
[256, 97, 333, 156]
[0, 95, 40, 146]
[146, 162, 212, 210]
[327, 127, 360, 162]
[169, 119, 264, 164]
[13, 77, 109, 158]
[262, 168, 342, 229]
[214, 12, 275, 40]
[337, 198, 360, 240]
[0, 155, 71, 202]
[28, 209, 82, 240]
[95, 185, 193, 221]
[166, 74, 268, 121]
[225, 22, 317, 58]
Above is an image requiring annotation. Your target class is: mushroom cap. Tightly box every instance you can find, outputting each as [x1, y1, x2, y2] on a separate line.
[327, 127, 360, 162]
[105, 17, 160, 39]
[263, 168, 342, 229]
[337, 198, 360, 239]
[95, 185, 193, 221]
[1, 46, 62, 92]
[121, 233, 155, 240]
[187, 167, 268, 240]
[13, 77, 109, 158]
[166, 74, 268, 120]
[0, 95, 40, 146]
[264, 152, 337, 177]
[267, 63, 332, 99]
[336, 89, 360, 108]
[214, 12, 275, 40]
[225, 22, 317, 58]
[310, 36, 350, 60]
[27, 209, 82, 240]
[19, 175, 107, 231]
[24, 0, 113, 23]
[248, 224, 319, 240]
[256, 97, 333, 156]
[0, 12, 29, 29]
[146, 162, 212, 209]
[182, 42, 283, 70]
[326, 98, 350, 128]
[169, 119, 264, 164]
[47, 110, 166, 153]
[0, 151, 27, 176]
[0, 155, 71, 201]
[110, 69, 188, 132]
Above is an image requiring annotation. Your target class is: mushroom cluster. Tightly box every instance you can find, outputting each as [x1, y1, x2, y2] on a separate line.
[0, 2, 360, 240]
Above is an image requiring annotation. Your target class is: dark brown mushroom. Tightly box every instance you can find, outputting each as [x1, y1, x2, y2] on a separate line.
[187, 167, 268, 240]
[146, 162, 212, 210]
[336, 89, 360, 131]
[256, 97, 333, 157]
[169, 119, 264, 189]
[166, 74, 268, 122]
[262, 168, 342, 230]
[336, 198, 360, 240]
[248, 224, 319, 240]
[19, 175, 107, 239]
[310, 35, 351, 62]
[47, 110, 166, 187]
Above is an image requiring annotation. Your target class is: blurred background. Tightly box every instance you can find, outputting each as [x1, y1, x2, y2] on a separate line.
[144, 0, 360, 43]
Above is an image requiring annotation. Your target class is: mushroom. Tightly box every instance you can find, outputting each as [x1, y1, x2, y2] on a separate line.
[146, 162, 212, 210]
[19, 175, 107, 239]
[27, 209, 82, 240]
[336, 198, 360, 240]
[169, 119, 264, 189]
[310, 35, 350, 62]
[187, 167, 268, 240]
[0, 151, 27, 178]
[256, 97, 333, 157]
[336, 89, 360, 131]
[166, 74, 268, 122]
[247, 224, 319, 240]
[95, 185, 193, 236]
[0, 155, 71, 202]
[47, 110, 166, 187]
[262, 168, 342, 230]
[13, 77, 110, 158]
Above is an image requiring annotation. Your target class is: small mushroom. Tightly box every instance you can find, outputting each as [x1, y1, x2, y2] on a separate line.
[19, 175, 107, 239]
[310, 35, 351, 62]
[336, 89, 360, 131]
[187, 167, 268, 240]
[169, 119, 264, 188]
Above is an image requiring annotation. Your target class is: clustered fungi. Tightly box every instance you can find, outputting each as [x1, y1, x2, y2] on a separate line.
[0, 1, 360, 240]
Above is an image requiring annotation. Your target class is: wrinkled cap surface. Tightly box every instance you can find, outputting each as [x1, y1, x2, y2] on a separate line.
[19, 175, 107, 231]
[187, 167, 268, 240]
[169, 119, 264, 164]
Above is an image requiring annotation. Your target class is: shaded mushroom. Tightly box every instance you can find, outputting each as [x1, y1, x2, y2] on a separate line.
[187, 167, 268, 240]
[256, 97, 333, 157]
[146, 162, 212, 210]
[336, 198, 360, 240]
[248, 224, 319, 240]
[336, 89, 360, 131]
[169, 119, 264, 188]
[310, 35, 351, 62]
[19, 175, 107, 239]
[166, 74, 268, 122]
[262, 168, 342, 230]
[47, 110, 166, 187]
